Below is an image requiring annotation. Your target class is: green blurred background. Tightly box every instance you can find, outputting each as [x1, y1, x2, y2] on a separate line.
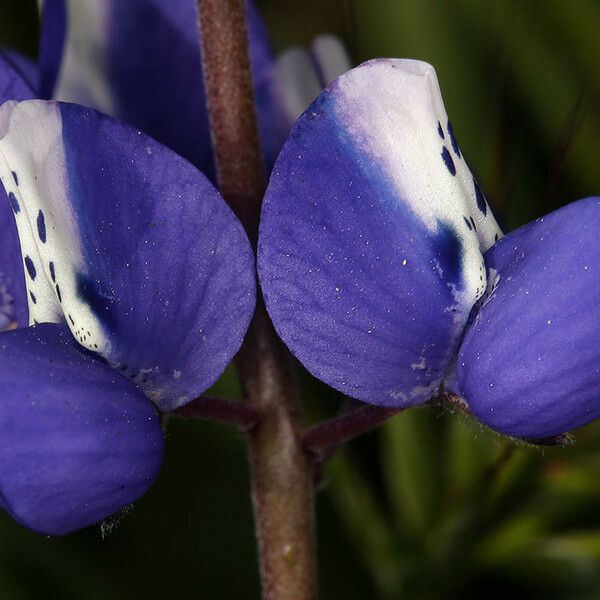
[1, 0, 600, 598]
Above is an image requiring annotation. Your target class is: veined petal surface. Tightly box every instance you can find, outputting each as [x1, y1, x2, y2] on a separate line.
[0, 100, 256, 410]
[39, 0, 273, 177]
[258, 59, 502, 406]
[0, 323, 163, 536]
[457, 197, 600, 438]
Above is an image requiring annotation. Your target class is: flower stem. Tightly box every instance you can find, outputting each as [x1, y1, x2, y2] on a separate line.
[303, 402, 401, 457]
[304, 401, 402, 489]
[239, 304, 317, 600]
[198, 2, 317, 598]
[197, 0, 264, 244]
[172, 395, 259, 430]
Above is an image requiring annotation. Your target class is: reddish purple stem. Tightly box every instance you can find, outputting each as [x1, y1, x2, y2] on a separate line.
[173, 395, 259, 430]
[303, 403, 402, 457]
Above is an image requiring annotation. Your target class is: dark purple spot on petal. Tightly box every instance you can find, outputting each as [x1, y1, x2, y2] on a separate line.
[55, 284, 62, 303]
[68, 313, 75, 325]
[49, 261, 56, 282]
[29, 291, 36, 304]
[447, 120, 461, 158]
[441, 147, 456, 176]
[76, 272, 116, 329]
[464, 216, 472, 230]
[24, 256, 36, 280]
[8, 191, 19, 213]
[37, 209, 47, 243]
[470, 216, 477, 232]
[437, 121, 444, 139]
[11, 171, 18, 186]
[434, 221, 463, 286]
[474, 180, 487, 216]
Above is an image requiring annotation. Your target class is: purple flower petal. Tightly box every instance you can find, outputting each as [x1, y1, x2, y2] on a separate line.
[258, 59, 502, 407]
[457, 197, 600, 438]
[0, 52, 36, 102]
[0, 323, 163, 536]
[39, 0, 273, 177]
[0, 50, 39, 94]
[0, 100, 256, 410]
[38, 0, 66, 98]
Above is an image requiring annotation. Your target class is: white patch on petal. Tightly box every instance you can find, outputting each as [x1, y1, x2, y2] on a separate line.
[410, 381, 439, 401]
[53, 0, 116, 114]
[0, 101, 108, 354]
[311, 35, 352, 87]
[332, 60, 501, 245]
[411, 356, 426, 370]
[331, 58, 503, 331]
[0, 102, 62, 325]
[270, 36, 351, 145]
[474, 266, 501, 317]
[273, 48, 322, 124]
[388, 389, 408, 402]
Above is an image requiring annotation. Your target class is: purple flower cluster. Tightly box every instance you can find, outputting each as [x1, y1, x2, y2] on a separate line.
[0, 0, 596, 537]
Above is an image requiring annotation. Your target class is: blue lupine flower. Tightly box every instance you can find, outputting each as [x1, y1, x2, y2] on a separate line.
[0, 63, 256, 533]
[0, 0, 351, 537]
[258, 58, 600, 439]
[31, 0, 351, 175]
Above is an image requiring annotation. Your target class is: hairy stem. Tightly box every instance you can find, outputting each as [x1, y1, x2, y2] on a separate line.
[198, 1, 317, 598]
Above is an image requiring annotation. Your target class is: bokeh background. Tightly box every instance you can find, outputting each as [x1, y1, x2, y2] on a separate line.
[1, 0, 600, 598]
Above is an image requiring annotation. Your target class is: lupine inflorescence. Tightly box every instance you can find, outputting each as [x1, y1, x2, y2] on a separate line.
[0, 0, 596, 541]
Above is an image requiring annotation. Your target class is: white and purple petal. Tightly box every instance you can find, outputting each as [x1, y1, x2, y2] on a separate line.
[258, 59, 502, 407]
[0, 323, 163, 535]
[39, 0, 274, 177]
[0, 182, 27, 331]
[0, 100, 256, 410]
[457, 197, 600, 438]
[0, 55, 37, 331]
[256, 35, 352, 168]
